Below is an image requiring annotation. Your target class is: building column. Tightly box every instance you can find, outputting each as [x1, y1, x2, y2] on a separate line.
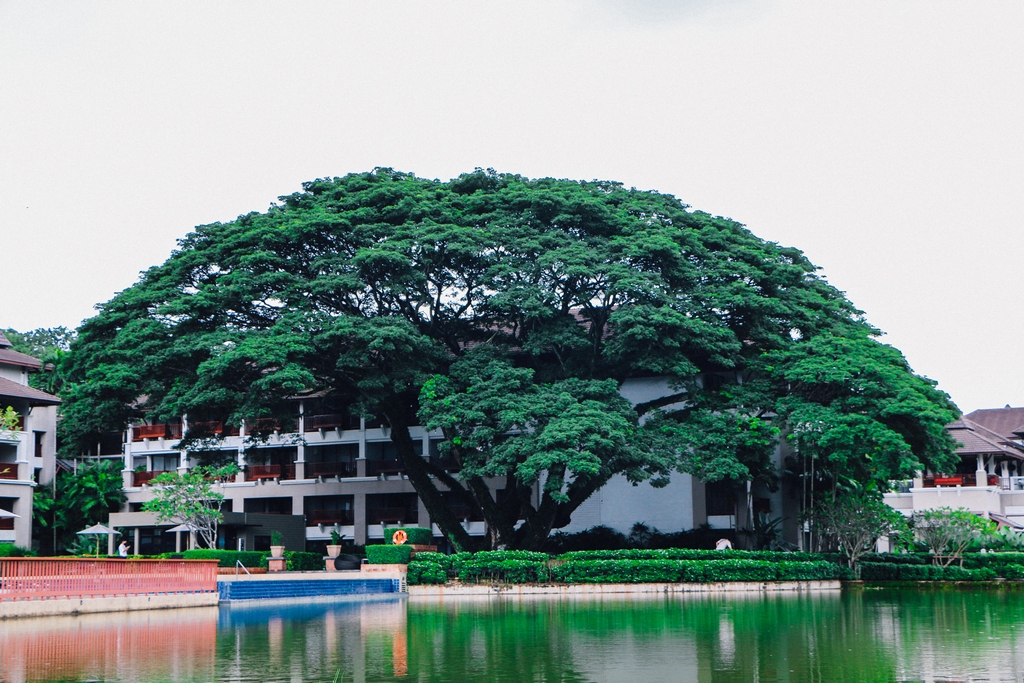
[353, 492, 367, 545]
[417, 496, 431, 535]
[976, 454, 988, 488]
[134, 527, 141, 556]
[123, 425, 134, 471]
[235, 421, 247, 484]
[357, 424, 367, 477]
[295, 402, 306, 480]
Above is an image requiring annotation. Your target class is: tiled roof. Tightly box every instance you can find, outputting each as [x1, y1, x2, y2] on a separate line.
[964, 407, 1024, 441]
[0, 348, 42, 370]
[0, 377, 60, 405]
[0, 331, 11, 348]
[947, 416, 1024, 460]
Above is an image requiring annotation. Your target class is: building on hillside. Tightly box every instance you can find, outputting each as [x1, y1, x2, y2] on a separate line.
[885, 406, 1024, 527]
[0, 331, 60, 547]
[102, 375, 793, 554]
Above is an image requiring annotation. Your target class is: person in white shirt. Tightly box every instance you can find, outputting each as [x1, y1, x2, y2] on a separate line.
[715, 538, 733, 550]
[118, 540, 130, 558]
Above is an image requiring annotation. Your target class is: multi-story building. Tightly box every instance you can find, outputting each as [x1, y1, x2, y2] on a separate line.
[107, 375, 792, 554]
[885, 406, 1024, 527]
[0, 331, 59, 548]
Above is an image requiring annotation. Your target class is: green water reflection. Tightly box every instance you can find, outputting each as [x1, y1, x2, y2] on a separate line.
[4, 588, 1024, 682]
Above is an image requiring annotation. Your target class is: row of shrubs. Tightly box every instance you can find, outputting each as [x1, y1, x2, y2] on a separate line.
[405, 555, 851, 585]
[557, 548, 829, 563]
[176, 549, 321, 571]
[401, 548, 1024, 585]
[859, 563, 1005, 581]
[855, 551, 1024, 571]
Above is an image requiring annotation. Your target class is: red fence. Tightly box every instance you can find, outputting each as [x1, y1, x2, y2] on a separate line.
[0, 558, 218, 602]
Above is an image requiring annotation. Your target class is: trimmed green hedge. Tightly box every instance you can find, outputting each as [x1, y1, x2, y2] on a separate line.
[556, 549, 828, 563]
[366, 544, 414, 564]
[860, 562, 1000, 581]
[551, 559, 848, 584]
[409, 549, 1024, 585]
[383, 527, 433, 546]
[407, 561, 450, 585]
[459, 559, 549, 584]
[181, 549, 267, 567]
[259, 551, 322, 572]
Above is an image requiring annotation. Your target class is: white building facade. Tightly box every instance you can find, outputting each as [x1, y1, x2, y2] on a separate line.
[0, 332, 59, 548]
[885, 407, 1024, 527]
[106, 376, 790, 553]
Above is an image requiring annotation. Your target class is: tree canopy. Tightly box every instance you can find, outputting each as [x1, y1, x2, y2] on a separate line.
[60, 169, 959, 549]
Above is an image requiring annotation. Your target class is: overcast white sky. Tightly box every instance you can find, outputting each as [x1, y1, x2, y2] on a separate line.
[1, 1, 1022, 413]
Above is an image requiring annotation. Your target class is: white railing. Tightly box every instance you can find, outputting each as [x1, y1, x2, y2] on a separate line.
[1005, 477, 1024, 491]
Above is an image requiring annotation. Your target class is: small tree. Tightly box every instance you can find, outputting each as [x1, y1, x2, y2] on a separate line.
[806, 491, 908, 574]
[0, 406, 19, 436]
[32, 459, 126, 554]
[914, 507, 995, 567]
[142, 465, 237, 549]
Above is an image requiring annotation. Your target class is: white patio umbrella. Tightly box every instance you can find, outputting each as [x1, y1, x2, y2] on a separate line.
[76, 523, 120, 557]
[0, 509, 19, 519]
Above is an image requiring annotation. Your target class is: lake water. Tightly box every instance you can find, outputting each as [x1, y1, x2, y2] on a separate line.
[3, 588, 1024, 682]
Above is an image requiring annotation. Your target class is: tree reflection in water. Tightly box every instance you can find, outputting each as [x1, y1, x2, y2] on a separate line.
[5, 589, 1024, 682]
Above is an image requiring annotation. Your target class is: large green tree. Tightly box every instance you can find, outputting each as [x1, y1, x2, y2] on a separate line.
[59, 169, 959, 549]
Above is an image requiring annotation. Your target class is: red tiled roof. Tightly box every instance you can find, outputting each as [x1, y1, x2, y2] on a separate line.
[0, 377, 60, 405]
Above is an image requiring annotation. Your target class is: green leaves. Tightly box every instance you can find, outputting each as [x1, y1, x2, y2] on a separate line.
[32, 459, 126, 554]
[914, 507, 997, 567]
[142, 465, 237, 549]
[57, 169, 960, 547]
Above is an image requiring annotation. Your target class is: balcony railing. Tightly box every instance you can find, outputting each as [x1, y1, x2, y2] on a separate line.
[133, 424, 167, 441]
[309, 461, 356, 479]
[132, 470, 170, 487]
[0, 464, 17, 480]
[304, 413, 361, 432]
[247, 418, 282, 434]
[245, 464, 295, 481]
[132, 424, 184, 441]
[366, 460, 405, 477]
[189, 421, 240, 437]
[922, 474, 1000, 488]
[368, 507, 413, 524]
[306, 509, 355, 526]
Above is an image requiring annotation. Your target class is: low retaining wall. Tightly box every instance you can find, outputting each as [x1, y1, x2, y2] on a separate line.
[0, 592, 218, 620]
[408, 580, 842, 598]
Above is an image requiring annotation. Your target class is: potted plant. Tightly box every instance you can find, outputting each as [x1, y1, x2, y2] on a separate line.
[327, 529, 343, 558]
[270, 531, 285, 558]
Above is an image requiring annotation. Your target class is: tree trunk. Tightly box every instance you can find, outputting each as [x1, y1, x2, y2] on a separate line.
[383, 401, 475, 551]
